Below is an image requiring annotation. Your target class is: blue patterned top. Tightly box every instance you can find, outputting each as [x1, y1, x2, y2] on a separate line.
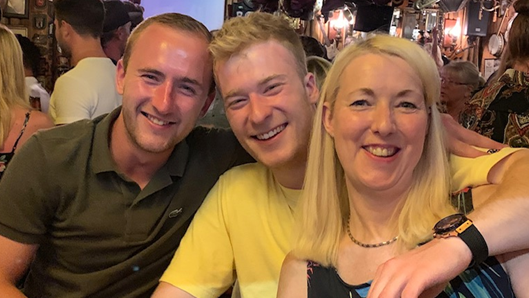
[307, 256, 515, 298]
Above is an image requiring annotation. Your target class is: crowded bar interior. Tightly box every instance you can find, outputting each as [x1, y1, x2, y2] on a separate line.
[0, 0, 528, 298]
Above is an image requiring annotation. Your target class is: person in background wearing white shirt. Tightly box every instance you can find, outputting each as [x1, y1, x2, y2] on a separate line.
[48, 0, 122, 125]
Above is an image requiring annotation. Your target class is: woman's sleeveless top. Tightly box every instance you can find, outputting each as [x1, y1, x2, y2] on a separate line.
[307, 256, 515, 298]
[0, 111, 31, 180]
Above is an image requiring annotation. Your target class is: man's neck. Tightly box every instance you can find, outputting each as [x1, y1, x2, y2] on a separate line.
[70, 36, 108, 66]
[270, 159, 307, 190]
[103, 41, 122, 63]
[110, 114, 173, 189]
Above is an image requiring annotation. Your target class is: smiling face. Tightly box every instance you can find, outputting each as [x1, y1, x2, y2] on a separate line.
[115, 23, 212, 154]
[215, 40, 318, 170]
[324, 53, 429, 195]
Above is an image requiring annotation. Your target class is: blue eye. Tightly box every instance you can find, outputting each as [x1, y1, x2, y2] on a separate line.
[399, 102, 418, 109]
[351, 100, 369, 106]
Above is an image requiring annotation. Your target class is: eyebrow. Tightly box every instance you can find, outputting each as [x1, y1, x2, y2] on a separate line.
[347, 88, 419, 98]
[223, 74, 287, 99]
[138, 68, 204, 88]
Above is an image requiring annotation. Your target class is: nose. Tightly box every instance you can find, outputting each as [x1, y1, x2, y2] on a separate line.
[152, 82, 175, 114]
[248, 94, 272, 124]
[371, 103, 396, 136]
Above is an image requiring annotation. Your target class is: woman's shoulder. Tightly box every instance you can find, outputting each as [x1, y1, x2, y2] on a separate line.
[277, 253, 307, 298]
[26, 110, 54, 133]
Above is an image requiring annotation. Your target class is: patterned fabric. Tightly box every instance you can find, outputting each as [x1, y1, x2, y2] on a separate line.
[460, 69, 529, 147]
[307, 257, 515, 298]
[0, 111, 31, 180]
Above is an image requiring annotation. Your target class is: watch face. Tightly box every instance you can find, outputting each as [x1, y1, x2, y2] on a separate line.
[434, 214, 467, 234]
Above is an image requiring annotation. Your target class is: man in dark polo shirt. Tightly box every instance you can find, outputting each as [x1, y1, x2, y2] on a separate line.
[0, 13, 251, 298]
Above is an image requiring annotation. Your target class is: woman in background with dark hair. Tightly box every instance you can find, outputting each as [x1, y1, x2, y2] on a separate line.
[0, 25, 53, 180]
[461, 0, 529, 147]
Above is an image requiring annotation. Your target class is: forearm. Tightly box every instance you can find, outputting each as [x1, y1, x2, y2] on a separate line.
[471, 150, 529, 255]
[151, 282, 196, 298]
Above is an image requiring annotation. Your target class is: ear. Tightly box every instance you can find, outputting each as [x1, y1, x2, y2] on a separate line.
[117, 26, 128, 41]
[303, 72, 319, 105]
[115, 59, 126, 95]
[199, 89, 216, 118]
[61, 20, 73, 39]
[322, 102, 334, 138]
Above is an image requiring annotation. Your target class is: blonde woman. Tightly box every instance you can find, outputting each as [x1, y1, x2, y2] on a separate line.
[0, 25, 53, 179]
[278, 35, 528, 297]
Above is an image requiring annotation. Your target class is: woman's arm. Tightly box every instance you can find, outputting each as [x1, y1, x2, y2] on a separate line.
[277, 253, 307, 298]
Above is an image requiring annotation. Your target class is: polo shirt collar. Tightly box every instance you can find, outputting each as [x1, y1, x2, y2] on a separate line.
[91, 107, 189, 178]
[92, 107, 121, 174]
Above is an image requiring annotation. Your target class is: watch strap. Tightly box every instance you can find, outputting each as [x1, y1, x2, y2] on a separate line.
[458, 222, 488, 268]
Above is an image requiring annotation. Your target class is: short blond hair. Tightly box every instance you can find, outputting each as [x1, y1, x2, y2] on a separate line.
[293, 35, 455, 266]
[0, 24, 29, 147]
[122, 13, 212, 72]
[209, 12, 307, 80]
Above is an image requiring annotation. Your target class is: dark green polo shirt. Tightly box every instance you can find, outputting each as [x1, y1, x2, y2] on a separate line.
[0, 108, 252, 298]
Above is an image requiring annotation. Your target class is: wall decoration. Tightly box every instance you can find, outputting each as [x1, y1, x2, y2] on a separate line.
[33, 13, 46, 29]
[35, 0, 46, 9]
[484, 58, 500, 80]
[7, 24, 27, 36]
[4, 0, 28, 18]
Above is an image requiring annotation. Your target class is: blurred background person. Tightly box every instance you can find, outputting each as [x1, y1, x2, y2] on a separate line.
[101, 0, 132, 64]
[440, 61, 483, 121]
[460, 0, 529, 147]
[15, 34, 51, 113]
[0, 25, 53, 179]
[306, 55, 331, 91]
[300, 35, 328, 61]
[123, 0, 144, 31]
[48, 0, 122, 125]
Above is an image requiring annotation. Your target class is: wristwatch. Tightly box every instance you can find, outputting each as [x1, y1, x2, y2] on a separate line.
[433, 213, 489, 267]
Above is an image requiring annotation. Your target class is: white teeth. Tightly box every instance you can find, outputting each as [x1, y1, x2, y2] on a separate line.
[256, 125, 286, 140]
[366, 146, 395, 157]
[148, 115, 169, 126]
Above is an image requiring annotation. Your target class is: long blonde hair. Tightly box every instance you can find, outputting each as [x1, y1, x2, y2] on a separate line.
[0, 24, 29, 147]
[292, 35, 455, 267]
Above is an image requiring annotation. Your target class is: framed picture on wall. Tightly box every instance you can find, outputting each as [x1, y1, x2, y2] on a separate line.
[4, 0, 29, 18]
[7, 25, 28, 36]
[484, 58, 500, 80]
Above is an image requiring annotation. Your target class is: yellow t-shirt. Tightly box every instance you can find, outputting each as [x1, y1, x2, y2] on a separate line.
[450, 147, 521, 192]
[161, 148, 522, 298]
[160, 163, 298, 298]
